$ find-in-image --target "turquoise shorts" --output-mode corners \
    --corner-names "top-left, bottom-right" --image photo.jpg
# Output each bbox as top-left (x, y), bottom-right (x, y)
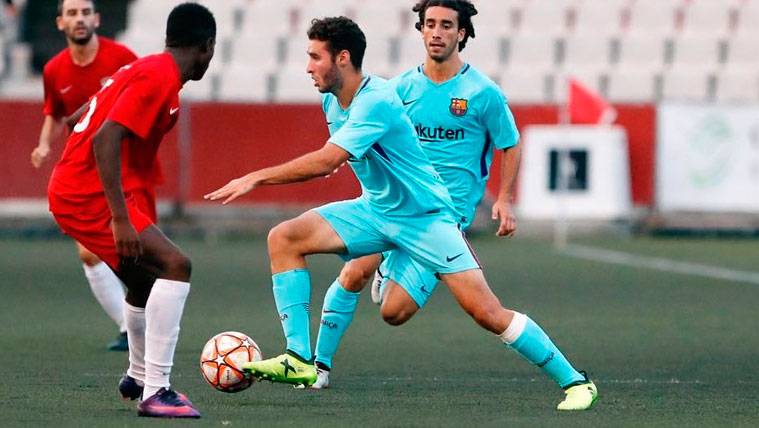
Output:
top-left (313, 198), bottom-right (480, 281)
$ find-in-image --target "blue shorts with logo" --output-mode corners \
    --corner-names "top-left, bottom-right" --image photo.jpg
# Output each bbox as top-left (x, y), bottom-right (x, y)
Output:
top-left (313, 197), bottom-right (480, 304)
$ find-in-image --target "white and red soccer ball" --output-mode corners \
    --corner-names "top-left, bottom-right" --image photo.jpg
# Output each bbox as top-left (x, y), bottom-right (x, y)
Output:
top-left (200, 331), bottom-right (262, 393)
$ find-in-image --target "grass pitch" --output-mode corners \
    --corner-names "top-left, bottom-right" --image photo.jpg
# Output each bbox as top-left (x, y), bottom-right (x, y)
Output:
top-left (1, 234), bottom-right (758, 427)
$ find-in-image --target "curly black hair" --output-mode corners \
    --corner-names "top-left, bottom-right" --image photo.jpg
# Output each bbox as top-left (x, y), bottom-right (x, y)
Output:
top-left (413, 0), bottom-right (478, 52)
top-left (307, 16), bottom-right (366, 70)
top-left (166, 3), bottom-right (216, 48)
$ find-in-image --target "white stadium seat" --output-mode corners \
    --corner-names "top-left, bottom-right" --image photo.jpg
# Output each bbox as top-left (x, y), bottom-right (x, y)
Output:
top-left (273, 69), bottom-right (321, 103)
top-left (499, 68), bottom-right (552, 103)
top-left (725, 34), bottom-right (759, 68)
top-left (561, 34), bottom-right (613, 74)
top-left (615, 34), bottom-right (667, 72)
top-left (229, 34), bottom-right (280, 72)
top-left (606, 68), bottom-right (658, 103)
top-left (714, 66), bottom-right (759, 103)
top-left (670, 34), bottom-right (722, 73)
top-left (505, 33), bottom-right (559, 73)
top-left (218, 64), bottom-right (271, 102)
top-left (626, 0), bottom-right (680, 36)
top-left (680, 0), bottom-right (733, 36)
top-left (571, 0), bottom-right (627, 36)
top-left (661, 67), bottom-right (712, 101)
top-left (517, 0), bottom-right (570, 35)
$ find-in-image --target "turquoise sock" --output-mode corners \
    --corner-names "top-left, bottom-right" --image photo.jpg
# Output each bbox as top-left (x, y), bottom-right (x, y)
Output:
top-left (315, 280), bottom-right (360, 369)
top-left (507, 317), bottom-right (584, 388)
top-left (272, 269), bottom-right (312, 361)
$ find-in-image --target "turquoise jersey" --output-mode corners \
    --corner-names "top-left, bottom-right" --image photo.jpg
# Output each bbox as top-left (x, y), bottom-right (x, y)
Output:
top-left (390, 64), bottom-right (519, 228)
top-left (323, 75), bottom-right (456, 217)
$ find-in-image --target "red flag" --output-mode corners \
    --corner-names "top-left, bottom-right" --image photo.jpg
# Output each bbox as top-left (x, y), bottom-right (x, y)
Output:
top-left (568, 78), bottom-right (616, 125)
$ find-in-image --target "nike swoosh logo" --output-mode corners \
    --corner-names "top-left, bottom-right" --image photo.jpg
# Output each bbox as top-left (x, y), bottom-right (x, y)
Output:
top-left (60, 85), bottom-right (73, 94)
top-left (327, 122), bottom-right (334, 125)
top-left (170, 107), bottom-right (179, 115)
top-left (402, 99), bottom-right (417, 106)
top-left (446, 253), bottom-right (464, 262)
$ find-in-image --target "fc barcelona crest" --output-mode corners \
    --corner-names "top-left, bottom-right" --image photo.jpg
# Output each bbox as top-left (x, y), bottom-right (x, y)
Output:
top-left (449, 98), bottom-right (468, 117)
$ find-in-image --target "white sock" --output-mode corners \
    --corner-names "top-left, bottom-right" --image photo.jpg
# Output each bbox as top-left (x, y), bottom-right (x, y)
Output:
top-left (143, 279), bottom-right (190, 398)
top-left (83, 262), bottom-right (127, 332)
top-left (124, 303), bottom-right (146, 384)
top-left (498, 311), bottom-right (528, 344)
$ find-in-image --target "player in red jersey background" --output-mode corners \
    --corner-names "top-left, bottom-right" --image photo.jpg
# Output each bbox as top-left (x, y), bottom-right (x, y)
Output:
top-left (30, 0), bottom-right (140, 352)
top-left (48, 2), bottom-right (215, 418)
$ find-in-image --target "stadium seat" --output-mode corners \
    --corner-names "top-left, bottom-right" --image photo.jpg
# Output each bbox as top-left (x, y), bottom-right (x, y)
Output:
top-left (734, 0), bottom-right (759, 36)
top-left (670, 34), bottom-right (722, 73)
top-left (459, 32), bottom-right (505, 77)
top-left (661, 67), bottom-right (712, 101)
top-left (615, 34), bottom-right (667, 72)
top-left (353, 4), bottom-right (406, 38)
top-left (516, 0), bottom-right (570, 35)
top-left (281, 36), bottom-right (311, 73)
top-left (499, 68), bottom-right (552, 103)
top-left (396, 34), bottom-right (428, 72)
top-left (626, 0), bottom-right (680, 36)
top-left (273, 69), bottom-right (321, 103)
top-left (239, 0), bottom-right (296, 37)
top-left (714, 66), bottom-right (759, 103)
top-left (471, 0), bottom-right (513, 36)
top-left (680, 0), bottom-right (733, 36)
top-left (606, 68), bottom-right (658, 102)
top-left (117, 28), bottom-right (165, 57)
top-left (294, 1), bottom-right (353, 34)
top-left (561, 34), bottom-right (613, 75)
top-left (571, 0), bottom-right (627, 36)
top-left (229, 34), bottom-right (280, 72)
top-left (505, 33), bottom-right (559, 74)
top-left (725, 34), bottom-right (759, 69)
top-left (361, 36), bottom-right (394, 78)
top-left (218, 64), bottom-right (270, 102)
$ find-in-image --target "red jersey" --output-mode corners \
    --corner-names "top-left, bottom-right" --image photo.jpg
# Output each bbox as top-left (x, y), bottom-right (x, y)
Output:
top-left (43, 36), bottom-right (137, 118)
top-left (48, 53), bottom-right (182, 213)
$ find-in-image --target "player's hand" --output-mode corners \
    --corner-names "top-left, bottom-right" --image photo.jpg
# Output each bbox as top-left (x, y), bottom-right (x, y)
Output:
top-left (492, 200), bottom-right (517, 237)
top-left (111, 218), bottom-right (143, 259)
top-left (31, 146), bottom-right (51, 168)
top-left (204, 173), bottom-right (260, 205)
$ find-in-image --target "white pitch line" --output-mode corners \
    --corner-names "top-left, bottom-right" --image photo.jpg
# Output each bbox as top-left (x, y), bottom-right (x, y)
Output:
top-left (562, 244), bottom-right (759, 286)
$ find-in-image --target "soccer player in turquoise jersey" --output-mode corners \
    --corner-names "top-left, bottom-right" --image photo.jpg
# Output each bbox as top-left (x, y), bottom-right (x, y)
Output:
top-left (205, 13), bottom-right (596, 411)
top-left (311, 0), bottom-right (597, 411)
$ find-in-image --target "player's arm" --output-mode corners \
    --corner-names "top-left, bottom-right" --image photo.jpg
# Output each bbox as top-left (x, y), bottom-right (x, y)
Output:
top-left (65, 101), bottom-right (90, 130)
top-left (204, 143), bottom-right (351, 205)
top-left (92, 120), bottom-right (142, 258)
top-left (31, 115), bottom-right (65, 168)
top-left (492, 143), bottom-right (521, 237)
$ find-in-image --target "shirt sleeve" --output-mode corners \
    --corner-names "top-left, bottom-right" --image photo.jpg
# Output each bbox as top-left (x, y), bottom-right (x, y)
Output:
top-left (481, 88), bottom-right (519, 150)
top-left (42, 65), bottom-right (63, 118)
top-left (107, 72), bottom-right (170, 139)
top-left (328, 91), bottom-right (391, 159)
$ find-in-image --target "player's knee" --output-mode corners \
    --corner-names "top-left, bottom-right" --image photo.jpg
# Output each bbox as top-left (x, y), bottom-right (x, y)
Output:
top-left (469, 304), bottom-right (506, 333)
top-left (267, 222), bottom-right (297, 257)
top-left (380, 304), bottom-right (415, 326)
top-left (162, 251), bottom-right (192, 280)
top-left (338, 264), bottom-right (373, 292)
top-left (78, 247), bottom-right (101, 266)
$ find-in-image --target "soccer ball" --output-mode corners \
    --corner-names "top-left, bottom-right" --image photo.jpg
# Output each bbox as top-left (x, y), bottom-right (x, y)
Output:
top-left (200, 331), bottom-right (262, 393)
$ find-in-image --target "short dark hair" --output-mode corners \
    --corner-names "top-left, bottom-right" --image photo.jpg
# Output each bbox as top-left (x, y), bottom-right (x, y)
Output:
top-left (307, 16), bottom-right (366, 70)
top-left (57, 0), bottom-right (96, 17)
top-left (166, 2), bottom-right (216, 48)
top-left (413, 0), bottom-right (478, 51)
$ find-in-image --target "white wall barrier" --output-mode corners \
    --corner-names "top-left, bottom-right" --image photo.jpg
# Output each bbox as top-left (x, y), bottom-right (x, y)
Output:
top-left (657, 104), bottom-right (759, 212)
top-left (518, 125), bottom-right (631, 220)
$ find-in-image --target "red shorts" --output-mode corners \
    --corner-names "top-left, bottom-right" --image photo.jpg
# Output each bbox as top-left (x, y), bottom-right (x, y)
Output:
top-left (50, 188), bottom-right (157, 271)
